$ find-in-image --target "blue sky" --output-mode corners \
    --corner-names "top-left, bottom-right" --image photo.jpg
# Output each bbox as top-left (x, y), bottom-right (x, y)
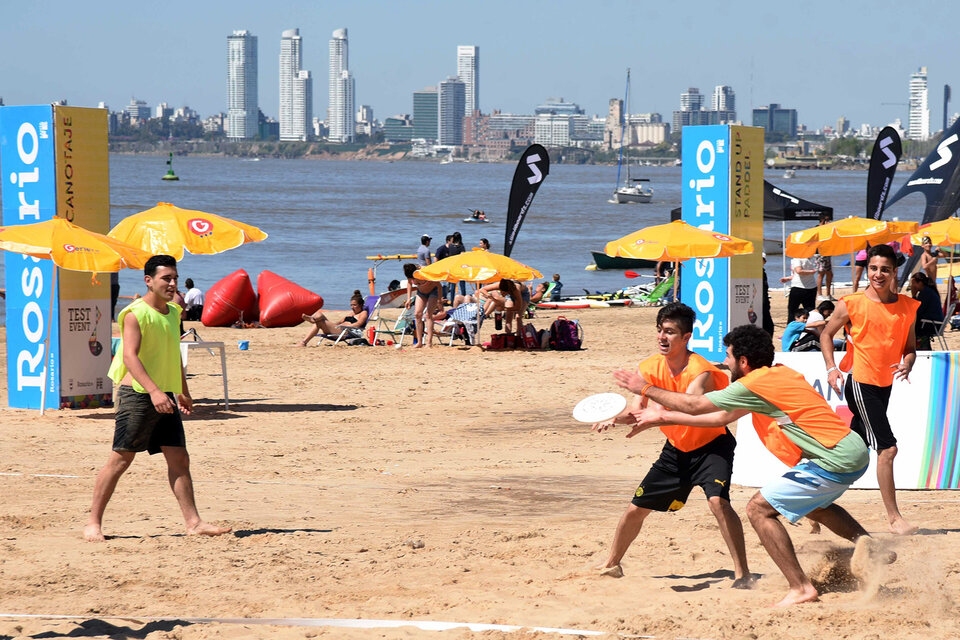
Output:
top-left (2, 0), bottom-right (959, 130)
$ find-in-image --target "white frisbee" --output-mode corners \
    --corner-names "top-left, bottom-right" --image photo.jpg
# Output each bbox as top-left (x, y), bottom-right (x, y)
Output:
top-left (572, 393), bottom-right (628, 423)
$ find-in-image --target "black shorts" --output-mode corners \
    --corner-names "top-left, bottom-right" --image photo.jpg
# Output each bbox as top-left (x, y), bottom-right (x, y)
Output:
top-left (845, 377), bottom-right (895, 451)
top-left (113, 386), bottom-right (186, 455)
top-left (631, 431), bottom-right (735, 511)
top-left (855, 259), bottom-right (868, 268)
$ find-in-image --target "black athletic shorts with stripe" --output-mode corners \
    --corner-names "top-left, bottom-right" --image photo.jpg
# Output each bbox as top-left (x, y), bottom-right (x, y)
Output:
top-left (631, 430), bottom-right (735, 512)
top-left (845, 376), bottom-right (895, 451)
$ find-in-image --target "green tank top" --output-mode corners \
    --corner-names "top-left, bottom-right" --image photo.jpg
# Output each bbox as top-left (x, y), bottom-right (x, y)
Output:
top-left (108, 298), bottom-right (183, 394)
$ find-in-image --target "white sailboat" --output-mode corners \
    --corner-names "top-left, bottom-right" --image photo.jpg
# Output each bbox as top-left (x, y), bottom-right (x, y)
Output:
top-left (611, 68), bottom-right (653, 204)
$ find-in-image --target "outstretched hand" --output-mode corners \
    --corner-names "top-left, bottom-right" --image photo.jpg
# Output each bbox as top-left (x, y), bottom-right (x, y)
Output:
top-left (625, 406), bottom-right (666, 438)
top-left (892, 362), bottom-right (912, 383)
top-left (613, 370), bottom-right (649, 395)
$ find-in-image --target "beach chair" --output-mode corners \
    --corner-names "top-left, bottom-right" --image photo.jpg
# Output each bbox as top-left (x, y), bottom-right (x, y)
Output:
top-left (632, 276), bottom-right (675, 306)
top-left (922, 297), bottom-right (956, 350)
top-left (317, 295), bottom-right (379, 346)
top-left (440, 302), bottom-right (482, 346)
top-left (374, 304), bottom-right (416, 347)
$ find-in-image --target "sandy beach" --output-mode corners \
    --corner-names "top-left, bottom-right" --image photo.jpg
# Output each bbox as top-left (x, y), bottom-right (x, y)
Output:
top-left (1, 291), bottom-right (959, 640)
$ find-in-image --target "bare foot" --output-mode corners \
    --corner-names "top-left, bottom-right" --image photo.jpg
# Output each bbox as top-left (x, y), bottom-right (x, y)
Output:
top-left (83, 523), bottom-right (106, 542)
top-left (809, 519), bottom-right (822, 534)
top-left (596, 564), bottom-right (624, 578)
top-left (773, 584), bottom-right (819, 607)
top-left (732, 575), bottom-right (756, 589)
top-left (889, 518), bottom-right (918, 535)
top-left (187, 521), bottom-right (232, 537)
top-left (294, 341), bottom-right (308, 347)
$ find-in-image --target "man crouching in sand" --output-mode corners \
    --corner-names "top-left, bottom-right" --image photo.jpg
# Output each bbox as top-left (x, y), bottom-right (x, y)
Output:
top-left (617, 324), bottom-right (894, 607)
top-left (84, 255), bottom-right (231, 542)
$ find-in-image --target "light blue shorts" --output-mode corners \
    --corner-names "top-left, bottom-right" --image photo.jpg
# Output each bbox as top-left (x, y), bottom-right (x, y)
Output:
top-left (760, 461), bottom-right (867, 523)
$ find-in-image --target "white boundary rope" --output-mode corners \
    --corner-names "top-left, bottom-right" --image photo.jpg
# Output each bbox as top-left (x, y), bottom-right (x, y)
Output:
top-left (0, 613), bottom-right (632, 637)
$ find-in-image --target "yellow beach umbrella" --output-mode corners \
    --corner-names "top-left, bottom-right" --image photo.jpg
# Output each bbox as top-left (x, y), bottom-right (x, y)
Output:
top-left (414, 248), bottom-right (542, 283)
top-left (605, 220), bottom-right (754, 300)
top-left (912, 217), bottom-right (960, 308)
top-left (109, 202), bottom-right (268, 260)
top-left (785, 216), bottom-right (917, 258)
top-left (0, 217), bottom-right (152, 272)
top-left (911, 217), bottom-right (960, 246)
top-left (786, 216), bottom-right (919, 292)
top-left (0, 217), bottom-right (152, 415)
top-left (604, 220), bottom-right (754, 261)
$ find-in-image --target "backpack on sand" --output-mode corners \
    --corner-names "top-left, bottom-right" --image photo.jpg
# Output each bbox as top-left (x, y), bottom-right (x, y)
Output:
top-left (549, 316), bottom-right (583, 350)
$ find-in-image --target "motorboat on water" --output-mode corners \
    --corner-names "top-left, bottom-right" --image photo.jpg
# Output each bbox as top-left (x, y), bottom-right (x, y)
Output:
top-left (463, 217), bottom-right (491, 224)
top-left (783, 169), bottom-right (796, 179)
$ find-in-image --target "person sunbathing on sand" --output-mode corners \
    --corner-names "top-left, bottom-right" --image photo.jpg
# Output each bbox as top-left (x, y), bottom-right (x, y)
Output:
top-left (298, 291), bottom-right (368, 347)
top-left (620, 324), bottom-right (895, 607)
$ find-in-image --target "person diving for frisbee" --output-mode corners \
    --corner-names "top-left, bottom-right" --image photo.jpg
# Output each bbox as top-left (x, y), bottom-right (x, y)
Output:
top-left (589, 302), bottom-right (753, 588)
top-left (619, 324), bottom-right (894, 607)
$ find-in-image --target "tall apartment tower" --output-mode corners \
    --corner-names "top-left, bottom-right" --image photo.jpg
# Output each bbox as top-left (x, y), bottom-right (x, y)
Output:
top-left (680, 88), bottom-right (703, 112)
top-left (279, 28), bottom-right (311, 141)
top-left (909, 66), bottom-right (930, 141)
top-left (227, 30), bottom-right (258, 140)
top-left (328, 28), bottom-right (355, 143)
top-left (457, 45), bottom-right (479, 114)
top-left (412, 87), bottom-right (438, 142)
top-left (438, 76), bottom-right (466, 145)
top-left (712, 85), bottom-right (735, 113)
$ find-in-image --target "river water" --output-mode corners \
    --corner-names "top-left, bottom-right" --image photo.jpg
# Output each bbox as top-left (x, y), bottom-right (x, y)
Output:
top-left (1, 154), bottom-right (927, 317)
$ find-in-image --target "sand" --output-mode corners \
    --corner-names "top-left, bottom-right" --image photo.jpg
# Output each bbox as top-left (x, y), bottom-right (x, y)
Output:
top-left (1, 291), bottom-right (959, 640)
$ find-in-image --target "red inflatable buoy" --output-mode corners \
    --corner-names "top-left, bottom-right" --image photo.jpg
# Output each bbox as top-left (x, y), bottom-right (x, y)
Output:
top-left (201, 269), bottom-right (259, 327)
top-left (257, 270), bottom-right (324, 328)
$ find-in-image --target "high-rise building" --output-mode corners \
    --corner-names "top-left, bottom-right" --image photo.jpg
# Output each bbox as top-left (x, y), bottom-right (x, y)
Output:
top-left (836, 116), bottom-right (849, 137)
top-left (125, 98), bottom-right (151, 122)
top-left (328, 28), bottom-right (355, 143)
top-left (412, 87), bottom-right (438, 142)
top-left (909, 66), bottom-right (930, 141)
top-left (752, 103), bottom-right (797, 137)
top-left (680, 88), bottom-right (704, 112)
top-left (279, 29), bottom-right (311, 141)
top-left (711, 85), bottom-right (734, 112)
top-left (227, 30), bottom-right (258, 140)
top-left (457, 45), bottom-right (479, 114)
top-left (711, 85), bottom-right (736, 122)
top-left (438, 76), bottom-right (466, 145)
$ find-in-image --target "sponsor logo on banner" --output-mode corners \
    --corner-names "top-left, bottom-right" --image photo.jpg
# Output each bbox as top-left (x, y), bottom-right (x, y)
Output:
top-left (681, 126), bottom-right (729, 359)
top-left (0, 105), bottom-right (59, 409)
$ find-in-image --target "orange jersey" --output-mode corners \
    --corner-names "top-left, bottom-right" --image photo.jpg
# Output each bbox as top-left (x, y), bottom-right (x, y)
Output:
top-left (638, 353), bottom-right (729, 452)
top-left (840, 292), bottom-right (919, 386)
top-left (739, 365), bottom-right (851, 466)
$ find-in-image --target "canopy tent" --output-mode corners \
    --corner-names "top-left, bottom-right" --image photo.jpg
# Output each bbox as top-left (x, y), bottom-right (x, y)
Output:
top-left (671, 180), bottom-right (834, 273)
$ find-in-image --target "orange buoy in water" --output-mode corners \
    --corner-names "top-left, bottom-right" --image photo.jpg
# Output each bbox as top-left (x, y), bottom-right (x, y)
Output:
top-left (368, 267), bottom-right (375, 295)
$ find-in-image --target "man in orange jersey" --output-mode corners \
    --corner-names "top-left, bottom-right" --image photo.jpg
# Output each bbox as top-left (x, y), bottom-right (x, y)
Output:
top-left (820, 243), bottom-right (920, 535)
top-left (618, 324), bottom-right (892, 607)
top-left (592, 303), bottom-right (752, 588)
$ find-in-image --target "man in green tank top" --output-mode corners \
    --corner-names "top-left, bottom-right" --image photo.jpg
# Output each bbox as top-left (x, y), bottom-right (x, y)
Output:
top-left (84, 255), bottom-right (231, 542)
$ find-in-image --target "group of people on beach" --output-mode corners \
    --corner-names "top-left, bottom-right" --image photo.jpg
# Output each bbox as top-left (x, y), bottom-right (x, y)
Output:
top-left (84, 243), bottom-right (929, 610)
top-left (592, 244), bottom-right (918, 607)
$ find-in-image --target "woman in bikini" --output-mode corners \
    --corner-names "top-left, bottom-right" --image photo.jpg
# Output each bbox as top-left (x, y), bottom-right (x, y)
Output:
top-left (297, 291), bottom-right (368, 347)
top-left (403, 263), bottom-right (442, 348)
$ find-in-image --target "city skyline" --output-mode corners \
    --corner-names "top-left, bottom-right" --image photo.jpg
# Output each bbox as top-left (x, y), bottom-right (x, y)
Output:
top-left (3, 0), bottom-right (960, 132)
